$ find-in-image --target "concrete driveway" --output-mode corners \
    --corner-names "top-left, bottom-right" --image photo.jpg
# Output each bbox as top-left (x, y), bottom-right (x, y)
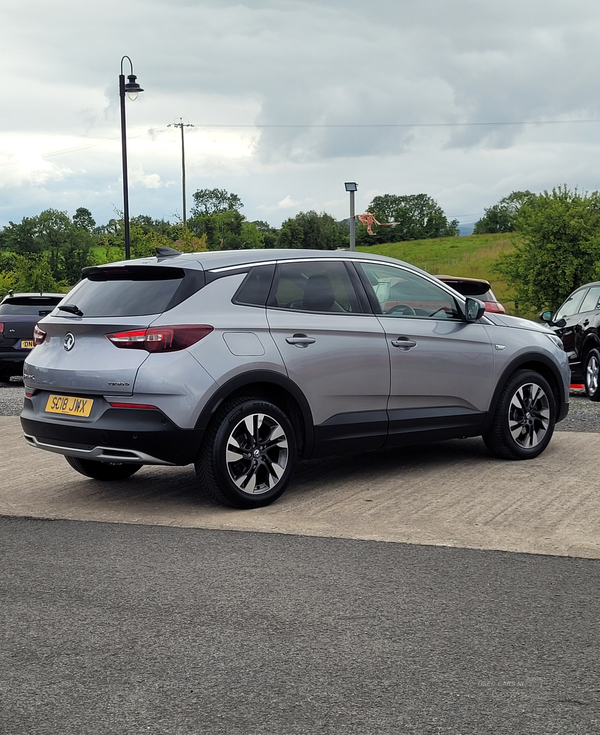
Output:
top-left (3, 416), bottom-right (599, 559)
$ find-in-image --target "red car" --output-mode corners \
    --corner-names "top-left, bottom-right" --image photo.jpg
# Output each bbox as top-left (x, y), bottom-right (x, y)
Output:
top-left (435, 276), bottom-right (506, 314)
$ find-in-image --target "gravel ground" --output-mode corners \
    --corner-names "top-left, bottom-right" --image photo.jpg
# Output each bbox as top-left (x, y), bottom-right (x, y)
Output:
top-left (1, 378), bottom-right (598, 432)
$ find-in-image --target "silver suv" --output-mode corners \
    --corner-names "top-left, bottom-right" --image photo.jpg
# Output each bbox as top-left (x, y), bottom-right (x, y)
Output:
top-left (21, 248), bottom-right (569, 508)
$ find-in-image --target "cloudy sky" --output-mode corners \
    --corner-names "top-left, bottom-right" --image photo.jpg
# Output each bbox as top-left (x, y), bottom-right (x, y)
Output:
top-left (3, 0), bottom-right (600, 233)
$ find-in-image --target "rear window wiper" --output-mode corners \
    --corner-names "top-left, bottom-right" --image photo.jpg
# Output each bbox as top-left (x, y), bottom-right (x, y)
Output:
top-left (58, 303), bottom-right (84, 317)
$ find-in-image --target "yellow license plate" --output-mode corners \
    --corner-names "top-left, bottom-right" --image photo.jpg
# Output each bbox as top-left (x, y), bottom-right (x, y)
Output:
top-left (20, 340), bottom-right (34, 349)
top-left (45, 394), bottom-right (94, 417)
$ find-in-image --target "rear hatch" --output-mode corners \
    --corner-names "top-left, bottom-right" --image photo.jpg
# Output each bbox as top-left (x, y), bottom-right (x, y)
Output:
top-left (24, 263), bottom-right (205, 396)
top-left (0, 296), bottom-right (63, 344)
top-left (1, 316), bottom-right (41, 343)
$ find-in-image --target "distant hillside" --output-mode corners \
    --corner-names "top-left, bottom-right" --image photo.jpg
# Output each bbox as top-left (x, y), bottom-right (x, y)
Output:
top-left (357, 232), bottom-right (521, 315)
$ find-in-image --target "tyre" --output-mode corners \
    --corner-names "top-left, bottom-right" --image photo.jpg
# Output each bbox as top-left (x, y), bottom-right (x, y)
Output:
top-left (65, 456), bottom-right (142, 481)
top-left (584, 348), bottom-right (600, 401)
top-left (483, 369), bottom-right (556, 460)
top-left (196, 396), bottom-right (297, 509)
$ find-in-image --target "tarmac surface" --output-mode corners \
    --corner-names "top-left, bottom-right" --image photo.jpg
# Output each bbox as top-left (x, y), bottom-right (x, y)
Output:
top-left (3, 411), bottom-right (599, 559)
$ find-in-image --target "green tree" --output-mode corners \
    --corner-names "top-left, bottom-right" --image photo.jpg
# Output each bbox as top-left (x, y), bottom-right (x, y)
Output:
top-left (190, 188), bottom-right (244, 217)
top-left (0, 252), bottom-right (62, 294)
top-left (1, 216), bottom-right (44, 255)
top-left (251, 220), bottom-right (278, 249)
top-left (359, 194), bottom-right (459, 244)
top-left (496, 186), bottom-right (600, 312)
top-left (473, 191), bottom-right (534, 234)
top-left (277, 211), bottom-right (348, 250)
top-left (72, 207), bottom-right (96, 233)
top-left (277, 219), bottom-right (304, 249)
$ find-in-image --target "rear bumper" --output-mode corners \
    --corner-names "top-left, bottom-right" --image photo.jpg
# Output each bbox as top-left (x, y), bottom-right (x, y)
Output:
top-left (20, 404), bottom-right (204, 466)
top-left (0, 347), bottom-right (27, 374)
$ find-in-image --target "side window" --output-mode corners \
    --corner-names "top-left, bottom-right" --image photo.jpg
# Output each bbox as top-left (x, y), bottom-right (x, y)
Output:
top-left (358, 262), bottom-right (460, 319)
top-left (233, 264), bottom-right (275, 306)
top-left (268, 261), bottom-right (362, 313)
top-left (555, 289), bottom-right (587, 321)
top-left (578, 286), bottom-right (600, 313)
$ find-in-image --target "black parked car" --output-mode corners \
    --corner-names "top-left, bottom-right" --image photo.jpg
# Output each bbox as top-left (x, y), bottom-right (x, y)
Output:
top-left (0, 292), bottom-right (64, 382)
top-left (541, 282), bottom-right (600, 400)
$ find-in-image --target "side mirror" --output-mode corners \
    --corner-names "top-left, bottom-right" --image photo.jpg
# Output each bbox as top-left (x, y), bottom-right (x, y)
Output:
top-left (540, 311), bottom-right (553, 323)
top-left (465, 297), bottom-right (485, 322)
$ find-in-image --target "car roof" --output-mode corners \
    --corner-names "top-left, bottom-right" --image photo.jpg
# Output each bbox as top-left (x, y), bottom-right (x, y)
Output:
top-left (88, 248), bottom-right (428, 274)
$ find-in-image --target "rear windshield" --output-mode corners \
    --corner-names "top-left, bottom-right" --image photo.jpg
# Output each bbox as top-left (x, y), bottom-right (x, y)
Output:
top-left (63, 265), bottom-right (205, 317)
top-left (0, 297), bottom-right (63, 315)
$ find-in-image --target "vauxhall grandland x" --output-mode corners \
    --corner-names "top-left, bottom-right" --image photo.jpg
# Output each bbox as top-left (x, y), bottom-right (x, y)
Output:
top-left (20, 248), bottom-right (569, 508)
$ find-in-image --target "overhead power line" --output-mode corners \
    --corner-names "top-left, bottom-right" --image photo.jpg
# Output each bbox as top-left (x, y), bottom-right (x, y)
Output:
top-left (1, 117), bottom-right (599, 168)
top-left (192, 118), bottom-right (600, 129)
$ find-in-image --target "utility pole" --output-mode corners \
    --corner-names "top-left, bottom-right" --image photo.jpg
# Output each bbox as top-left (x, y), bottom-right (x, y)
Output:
top-left (168, 118), bottom-right (194, 225)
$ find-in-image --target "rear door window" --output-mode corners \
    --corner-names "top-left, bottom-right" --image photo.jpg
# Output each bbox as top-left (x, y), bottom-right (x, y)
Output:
top-left (268, 260), bottom-right (364, 313)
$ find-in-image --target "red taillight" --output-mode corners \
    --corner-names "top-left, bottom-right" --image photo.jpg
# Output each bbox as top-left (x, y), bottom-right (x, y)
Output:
top-left (33, 325), bottom-right (47, 346)
top-left (0, 322), bottom-right (3, 335)
top-left (106, 325), bottom-right (213, 352)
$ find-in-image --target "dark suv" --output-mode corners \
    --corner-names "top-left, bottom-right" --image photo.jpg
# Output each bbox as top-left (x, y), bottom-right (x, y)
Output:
top-left (541, 282), bottom-right (600, 400)
top-left (0, 292), bottom-right (65, 382)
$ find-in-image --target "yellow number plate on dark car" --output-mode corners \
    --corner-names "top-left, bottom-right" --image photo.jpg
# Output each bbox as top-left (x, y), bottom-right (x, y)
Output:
top-left (20, 340), bottom-right (34, 349)
top-left (45, 395), bottom-right (93, 417)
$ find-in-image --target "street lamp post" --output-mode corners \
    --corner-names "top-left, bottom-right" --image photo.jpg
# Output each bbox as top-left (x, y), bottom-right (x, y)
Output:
top-left (119, 56), bottom-right (144, 259)
top-left (168, 118), bottom-right (194, 226)
top-left (345, 182), bottom-right (358, 251)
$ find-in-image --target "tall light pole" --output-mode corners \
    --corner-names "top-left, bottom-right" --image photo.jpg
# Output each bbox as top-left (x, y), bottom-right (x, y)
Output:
top-left (119, 56), bottom-right (144, 259)
top-left (345, 182), bottom-right (358, 251)
top-left (168, 118), bottom-right (194, 226)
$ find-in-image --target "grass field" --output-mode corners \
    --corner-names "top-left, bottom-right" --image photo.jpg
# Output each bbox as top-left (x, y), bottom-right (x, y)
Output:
top-left (356, 232), bottom-right (523, 315)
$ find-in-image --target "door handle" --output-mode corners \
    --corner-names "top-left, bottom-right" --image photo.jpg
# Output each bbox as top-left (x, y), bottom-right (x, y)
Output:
top-left (391, 337), bottom-right (417, 350)
top-left (286, 333), bottom-right (316, 348)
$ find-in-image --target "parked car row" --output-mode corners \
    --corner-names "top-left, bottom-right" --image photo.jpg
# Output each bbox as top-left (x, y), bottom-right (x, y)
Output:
top-left (20, 248), bottom-right (569, 508)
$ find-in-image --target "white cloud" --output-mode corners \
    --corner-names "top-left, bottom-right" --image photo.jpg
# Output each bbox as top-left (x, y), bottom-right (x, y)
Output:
top-left (2, 0), bottom-right (600, 229)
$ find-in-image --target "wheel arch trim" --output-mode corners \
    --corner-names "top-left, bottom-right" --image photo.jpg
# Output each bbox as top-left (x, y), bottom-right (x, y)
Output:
top-left (194, 370), bottom-right (315, 457)
top-left (483, 353), bottom-right (568, 433)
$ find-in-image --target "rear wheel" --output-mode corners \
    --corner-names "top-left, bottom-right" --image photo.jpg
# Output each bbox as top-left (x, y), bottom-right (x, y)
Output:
top-left (196, 396), bottom-right (296, 508)
top-left (65, 456), bottom-right (142, 481)
top-left (584, 348), bottom-right (600, 401)
top-left (483, 370), bottom-right (556, 460)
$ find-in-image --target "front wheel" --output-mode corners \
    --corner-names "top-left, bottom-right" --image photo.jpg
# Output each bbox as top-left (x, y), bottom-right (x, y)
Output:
top-left (196, 397), bottom-right (297, 508)
top-left (65, 456), bottom-right (142, 481)
top-left (483, 370), bottom-right (556, 460)
top-left (584, 348), bottom-right (600, 401)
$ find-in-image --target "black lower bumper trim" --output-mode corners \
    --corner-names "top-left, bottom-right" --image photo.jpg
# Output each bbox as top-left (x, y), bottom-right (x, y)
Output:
top-left (20, 408), bottom-right (204, 466)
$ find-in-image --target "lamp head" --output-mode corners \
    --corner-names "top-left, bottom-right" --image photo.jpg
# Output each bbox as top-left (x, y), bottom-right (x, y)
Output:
top-left (344, 182), bottom-right (358, 192)
top-left (124, 74), bottom-right (144, 101)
